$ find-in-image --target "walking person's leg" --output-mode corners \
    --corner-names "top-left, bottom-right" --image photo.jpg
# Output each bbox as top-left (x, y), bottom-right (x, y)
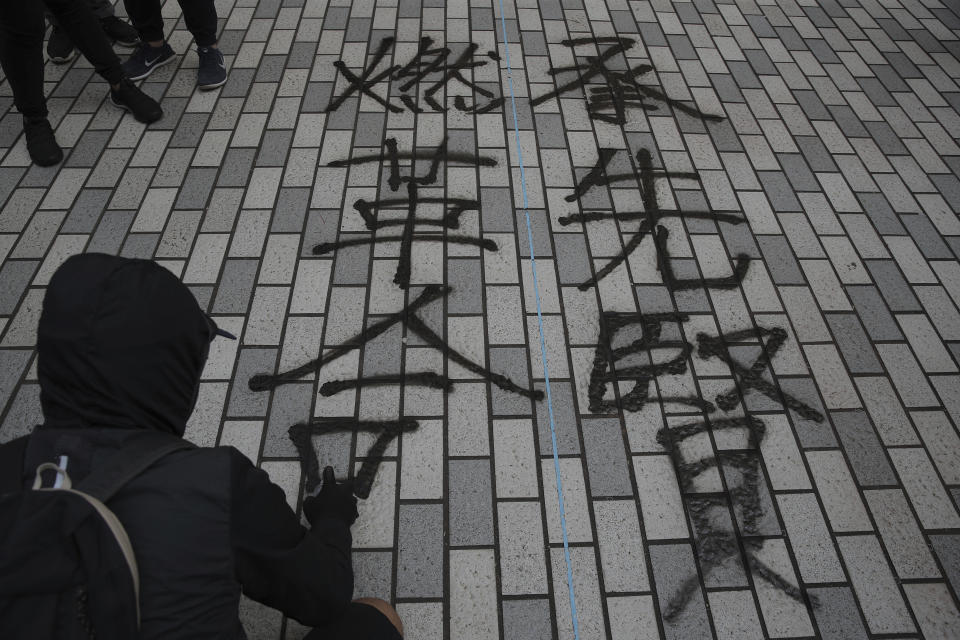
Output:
top-left (0, 0), bottom-right (64, 165)
top-left (120, 0), bottom-right (175, 80)
top-left (46, 0), bottom-right (138, 64)
top-left (176, 0), bottom-right (227, 90)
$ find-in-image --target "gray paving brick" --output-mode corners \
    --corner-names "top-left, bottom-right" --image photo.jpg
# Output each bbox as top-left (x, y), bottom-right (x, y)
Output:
top-left (502, 599), bottom-right (552, 640)
top-left (489, 347), bottom-right (533, 416)
top-left (0, 350), bottom-right (32, 420)
top-left (120, 233), bottom-right (159, 259)
top-left (0, 261), bottom-right (39, 315)
top-left (807, 586), bottom-right (870, 640)
top-left (447, 259), bottom-right (482, 315)
top-left (0, 382), bottom-right (42, 441)
top-left (448, 458), bottom-right (494, 546)
top-left (396, 503), bottom-right (443, 598)
top-left (352, 550), bottom-right (393, 601)
top-left (758, 236), bottom-right (805, 285)
top-left (226, 348), bottom-right (277, 418)
top-left (86, 211), bottom-right (135, 255)
top-left (648, 544), bottom-right (712, 640)
top-left (581, 418), bottom-right (632, 497)
top-left (831, 410), bottom-right (897, 486)
top-left (263, 383), bottom-right (314, 457)
top-left (847, 285), bottom-right (905, 341)
top-left (330, 238), bottom-right (370, 285)
top-left (535, 380), bottom-right (580, 455)
top-left (212, 259), bottom-right (260, 315)
top-left (864, 260), bottom-right (922, 312)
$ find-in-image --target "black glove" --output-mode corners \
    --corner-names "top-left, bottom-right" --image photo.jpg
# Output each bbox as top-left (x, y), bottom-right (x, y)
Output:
top-left (303, 466), bottom-right (359, 527)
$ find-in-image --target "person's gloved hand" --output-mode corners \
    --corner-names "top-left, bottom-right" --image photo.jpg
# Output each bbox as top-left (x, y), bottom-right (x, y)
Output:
top-left (303, 466), bottom-right (359, 527)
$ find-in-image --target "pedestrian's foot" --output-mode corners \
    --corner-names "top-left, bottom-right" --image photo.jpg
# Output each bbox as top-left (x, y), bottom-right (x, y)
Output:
top-left (47, 27), bottom-right (76, 64)
top-left (101, 16), bottom-right (139, 47)
top-left (196, 46), bottom-right (227, 90)
top-left (110, 78), bottom-right (163, 123)
top-left (23, 117), bottom-right (63, 166)
top-left (122, 42), bottom-right (175, 81)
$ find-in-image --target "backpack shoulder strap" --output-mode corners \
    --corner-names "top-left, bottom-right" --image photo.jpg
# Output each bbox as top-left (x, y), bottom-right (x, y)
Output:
top-left (0, 435), bottom-right (29, 494)
top-left (77, 432), bottom-right (196, 503)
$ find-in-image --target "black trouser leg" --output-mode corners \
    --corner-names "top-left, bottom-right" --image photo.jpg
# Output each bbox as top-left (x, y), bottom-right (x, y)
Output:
top-left (0, 0), bottom-right (48, 119)
top-left (46, 0), bottom-right (114, 28)
top-left (122, 0), bottom-right (165, 44)
top-left (176, 0), bottom-right (218, 47)
top-left (44, 0), bottom-right (124, 84)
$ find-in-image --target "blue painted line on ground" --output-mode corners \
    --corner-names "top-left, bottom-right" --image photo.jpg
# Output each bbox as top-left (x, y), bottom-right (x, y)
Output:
top-left (493, 3), bottom-right (581, 638)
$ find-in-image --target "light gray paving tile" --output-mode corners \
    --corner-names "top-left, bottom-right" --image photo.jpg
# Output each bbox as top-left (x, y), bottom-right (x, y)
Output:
top-left (838, 535), bottom-right (916, 635)
top-left (751, 539), bottom-right (814, 637)
top-left (497, 501), bottom-right (548, 595)
top-left (806, 449), bottom-right (872, 532)
top-left (450, 549), bottom-right (499, 640)
top-left (912, 410), bottom-right (960, 485)
top-left (542, 457), bottom-right (592, 544)
top-left (866, 489), bottom-right (940, 580)
top-left (903, 582), bottom-right (960, 640)
top-left (777, 492), bottom-right (845, 584)
top-left (877, 342), bottom-right (939, 407)
top-left (594, 499), bottom-right (649, 593)
top-left (550, 546), bottom-right (605, 640)
top-left (889, 448), bottom-right (960, 530)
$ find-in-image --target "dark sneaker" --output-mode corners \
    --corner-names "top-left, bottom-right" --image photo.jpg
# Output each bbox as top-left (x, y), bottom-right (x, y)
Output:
top-left (110, 78), bottom-right (163, 123)
top-left (122, 42), bottom-right (175, 81)
top-left (47, 27), bottom-right (76, 64)
top-left (23, 117), bottom-right (63, 166)
top-left (101, 16), bottom-right (139, 47)
top-left (196, 46), bottom-right (227, 90)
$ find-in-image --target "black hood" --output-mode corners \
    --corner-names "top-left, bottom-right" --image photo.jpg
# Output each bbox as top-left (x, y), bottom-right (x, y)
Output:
top-left (37, 253), bottom-right (213, 436)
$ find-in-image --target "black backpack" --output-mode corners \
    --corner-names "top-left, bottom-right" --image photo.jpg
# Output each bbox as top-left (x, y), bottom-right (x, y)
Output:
top-left (0, 432), bottom-right (193, 639)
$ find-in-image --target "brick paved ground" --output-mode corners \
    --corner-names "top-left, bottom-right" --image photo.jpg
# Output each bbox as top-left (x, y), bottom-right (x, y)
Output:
top-left (2, 0), bottom-right (960, 638)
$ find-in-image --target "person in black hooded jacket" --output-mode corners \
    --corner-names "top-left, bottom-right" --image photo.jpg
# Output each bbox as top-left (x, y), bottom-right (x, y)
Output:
top-left (0, 253), bottom-right (403, 639)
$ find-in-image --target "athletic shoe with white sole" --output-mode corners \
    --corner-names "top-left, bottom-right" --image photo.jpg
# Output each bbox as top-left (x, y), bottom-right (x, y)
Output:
top-left (196, 46), bottom-right (227, 90)
top-left (122, 42), bottom-right (175, 81)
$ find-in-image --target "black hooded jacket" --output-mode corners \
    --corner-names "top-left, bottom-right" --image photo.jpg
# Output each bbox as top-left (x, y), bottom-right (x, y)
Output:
top-left (1, 254), bottom-right (353, 638)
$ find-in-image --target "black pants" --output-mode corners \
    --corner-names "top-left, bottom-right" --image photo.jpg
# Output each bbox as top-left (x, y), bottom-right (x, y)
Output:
top-left (123, 0), bottom-right (217, 48)
top-left (0, 0), bottom-right (124, 119)
top-left (46, 0), bottom-right (114, 28)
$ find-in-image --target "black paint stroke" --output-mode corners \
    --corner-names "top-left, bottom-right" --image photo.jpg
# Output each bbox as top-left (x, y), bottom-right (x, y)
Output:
top-left (696, 327), bottom-right (825, 422)
top-left (562, 147), bottom-right (750, 292)
top-left (530, 37), bottom-right (724, 124)
top-left (325, 37), bottom-right (504, 114)
top-left (289, 419), bottom-right (418, 499)
top-left (250, 284), bottom-right (543, 401)
top-left (320, 372), bottom-right (453, 397)
top-left (324, 138), bottom-right (497, 289)
top-left (326, 37), bottom-right (403, 113)
top-left (588, 312), bottom-right (713, 414)
top-left (656, 416), bottom-right (820, 620)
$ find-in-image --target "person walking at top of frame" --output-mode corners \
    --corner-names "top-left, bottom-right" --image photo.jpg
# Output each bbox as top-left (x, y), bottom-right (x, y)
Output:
top-left (45, 0), bottom-right (141, 64)
top-left (0, 0), bottom-right (163, 167)
top-left (121, 0), bottom-right (227, 90)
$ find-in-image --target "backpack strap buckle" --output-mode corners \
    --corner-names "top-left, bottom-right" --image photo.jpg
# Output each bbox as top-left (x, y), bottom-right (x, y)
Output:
top-left (32, 462), bottom-right (72, 491)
